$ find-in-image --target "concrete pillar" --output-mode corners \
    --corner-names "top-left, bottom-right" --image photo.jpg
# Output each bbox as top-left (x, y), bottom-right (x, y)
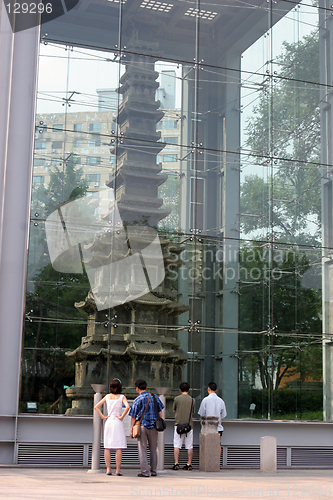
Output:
top-left (0, 2), bottom-right (39, 464)
top-left (156, 387), bottom-right (168, 473)
top-left (260, 436), bottom-right (277, 473)
top-left (88, 384), bottom-right (106, 473)
top-left (319, 0), bottom-right (333, 421)
top-left (199, 416), bottom-right (220, 472)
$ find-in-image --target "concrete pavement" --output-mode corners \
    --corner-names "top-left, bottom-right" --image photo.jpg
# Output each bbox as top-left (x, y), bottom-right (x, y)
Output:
top-left (0, 467), bottom-right (332, 499)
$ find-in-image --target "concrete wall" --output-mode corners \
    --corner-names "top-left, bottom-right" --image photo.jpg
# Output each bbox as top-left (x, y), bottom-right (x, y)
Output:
top-left (2, 415), bottom-right (333, 467)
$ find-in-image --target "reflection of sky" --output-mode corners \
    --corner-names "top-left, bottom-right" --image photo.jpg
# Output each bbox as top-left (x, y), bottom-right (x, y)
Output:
top-left (37, 44), bottom-right (182, 114)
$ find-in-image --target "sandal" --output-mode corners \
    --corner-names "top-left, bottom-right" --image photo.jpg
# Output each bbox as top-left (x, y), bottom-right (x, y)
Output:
top-left (116, 472), bottom-right (123, 476)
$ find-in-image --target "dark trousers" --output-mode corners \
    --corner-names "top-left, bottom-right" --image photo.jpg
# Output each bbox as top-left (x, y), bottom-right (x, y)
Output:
top-left (137, 425), bottom-right (158, 476)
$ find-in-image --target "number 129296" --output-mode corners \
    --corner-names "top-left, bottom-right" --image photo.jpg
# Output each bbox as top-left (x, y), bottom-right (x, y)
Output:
top-left (6, 3), bottom-right (52, 13)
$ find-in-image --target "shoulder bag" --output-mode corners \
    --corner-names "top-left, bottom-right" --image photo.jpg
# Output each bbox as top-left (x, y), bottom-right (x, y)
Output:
top-left (176, 397), bottom-right (194, 435)
top-left (132, 393), bottom-right (151, 438)
top-left (153, 394), bottom-right (166, 432)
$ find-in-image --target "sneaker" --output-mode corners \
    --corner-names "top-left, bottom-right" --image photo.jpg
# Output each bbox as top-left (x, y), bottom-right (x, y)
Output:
top-left (172, 464), bottom-right (180, 470)
top-left (182, 464), bottom-right (192, 470)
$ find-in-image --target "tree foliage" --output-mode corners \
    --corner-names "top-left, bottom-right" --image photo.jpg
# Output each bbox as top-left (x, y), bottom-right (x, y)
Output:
top-left (242, 30), bottom-right (321, 240)
top-left (22, 157), bottom-right (90, 409)
top-left (239, 30), bottom-right (322, 400)
top-left (239, 244), bottom-right (322, 391)
top-left (33, 154), bottom-right (88, 218)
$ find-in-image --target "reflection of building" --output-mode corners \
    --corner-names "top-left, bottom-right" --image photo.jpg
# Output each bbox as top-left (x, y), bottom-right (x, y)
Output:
top-left (278, 369), bottom-right (322, 391)
top-left (157, 109), bottom-right (181, 173)
top-left (96, 88), bottom-right (119, 112)
top-left (34, 110), bottom-right (117, 190)
top-left (33, 106), bottom-right (181, 190)
top-left (156, 70), bottom-right (176, 109)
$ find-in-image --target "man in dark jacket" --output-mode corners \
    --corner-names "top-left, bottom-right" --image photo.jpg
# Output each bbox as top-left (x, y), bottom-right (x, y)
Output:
top-left (172, 382), bottom-right (194, 471)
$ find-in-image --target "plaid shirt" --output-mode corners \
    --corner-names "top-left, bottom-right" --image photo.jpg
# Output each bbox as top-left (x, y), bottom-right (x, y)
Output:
top-left (129, 391), bottom-right (164, 429)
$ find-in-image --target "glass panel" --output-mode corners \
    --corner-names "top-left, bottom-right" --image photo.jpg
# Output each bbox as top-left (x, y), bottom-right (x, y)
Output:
top-left (22, 0), bottom-right (325, 422)
top-left (25, 36), bottom-right (194, 415)
top-left (121, 0), bottom-right (197, 64)
top-left (24, 41), bottom-right (123, 414)
top-left (272, 1), bottom-right (319, 87)
top-left (158, 148), bottom-right (181, 233)
top-left (240, 162), bottom-right (271, 241)
top-left (40, 0), bottom-right (121, 52)
top-left (269, 2), bottom-right (321, 419)
top-left (236, 0), bottom-right (323, 420)
top-left (42, 0), bottom-right (198, 65)
top-left (270, 157), bottom-right (321, 246)
top-left (20, 350), bottom-right (78, 414)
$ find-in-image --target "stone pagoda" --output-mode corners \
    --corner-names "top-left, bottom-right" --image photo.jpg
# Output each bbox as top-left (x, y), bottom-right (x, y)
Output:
top-left (65, 39), bottom-right (188, 416)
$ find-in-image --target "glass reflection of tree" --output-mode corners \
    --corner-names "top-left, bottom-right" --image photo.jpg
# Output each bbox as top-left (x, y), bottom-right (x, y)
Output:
top-left (239, 30), bottom-right (322, 418)
top-left (23, 156), bottom-right (90, 413)
top-left (238, 245), bottom-right (322, 419)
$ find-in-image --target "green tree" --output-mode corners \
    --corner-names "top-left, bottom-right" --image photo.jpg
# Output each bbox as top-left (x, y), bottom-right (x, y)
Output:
top-left (32, 154), bottom-right (88, 218)
top-left (22, 155), bottom-right (90, 410)
top-left (29, 155), bottom-right (88, 275)
top-left (238, 30), bottom-right (323, 415)
top-left (242, 30), bottom-right (321, 241)
top-left (239, 244), bottom-right (322, 392)
top-left (23, 264), bottom-right (90, 408)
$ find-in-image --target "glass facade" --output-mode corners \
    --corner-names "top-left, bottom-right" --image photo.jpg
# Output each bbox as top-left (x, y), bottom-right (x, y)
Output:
top-left (21, 0), bottom-right (327, 421)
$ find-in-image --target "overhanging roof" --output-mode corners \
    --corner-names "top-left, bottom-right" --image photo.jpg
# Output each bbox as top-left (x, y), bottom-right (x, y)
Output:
top-left (42, 0), bottom-right (301, 65)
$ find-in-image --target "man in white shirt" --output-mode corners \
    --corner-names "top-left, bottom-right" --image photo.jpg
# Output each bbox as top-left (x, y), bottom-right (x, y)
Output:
top-left (198, 382), bottom-right (227, 455)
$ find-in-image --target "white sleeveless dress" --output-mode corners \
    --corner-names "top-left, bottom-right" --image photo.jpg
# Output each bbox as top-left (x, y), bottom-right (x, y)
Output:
top-left (104, 395), bottom-right (127, 449)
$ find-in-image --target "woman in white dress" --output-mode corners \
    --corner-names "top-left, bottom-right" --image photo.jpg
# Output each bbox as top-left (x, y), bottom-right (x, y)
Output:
top-left (94, 379), bottom-right (130, 476)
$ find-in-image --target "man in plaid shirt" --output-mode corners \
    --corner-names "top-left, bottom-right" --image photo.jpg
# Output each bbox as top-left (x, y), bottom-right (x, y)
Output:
top-left (129, 379), bottom-right (164, 477)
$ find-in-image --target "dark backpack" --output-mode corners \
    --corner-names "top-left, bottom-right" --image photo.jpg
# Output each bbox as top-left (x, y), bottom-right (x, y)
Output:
top-left (153, 394), bottom-right (166, 432)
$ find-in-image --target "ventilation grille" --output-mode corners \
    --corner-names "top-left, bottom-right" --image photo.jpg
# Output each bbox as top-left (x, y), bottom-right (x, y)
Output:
top-left (227, 447), bottom-right (260, 468)
top-left (88, 443), bottom-right (142, 468)
top-left (291, 448), bottom-right (333, 468)
top-left (88, 443), bottom-right (203, 468)
top-left (277, 447), bottom-right (287, 468)
top-left (18, 444), bottom-right (332, 469)
top-left (17, 444), bottom-right (84, 466)
top-left (226, 447), bottom-right (287, 469)
top-left (164, 444), bottom-right (203, 468)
